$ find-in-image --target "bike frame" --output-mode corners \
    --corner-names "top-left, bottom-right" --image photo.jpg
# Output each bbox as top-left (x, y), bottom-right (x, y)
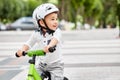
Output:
top-left (20, 49), bottom-right (68, 80)
top-left (27, 56), bottom-right (42, 80)
top-left (25, 50), bottom-right (45, 80)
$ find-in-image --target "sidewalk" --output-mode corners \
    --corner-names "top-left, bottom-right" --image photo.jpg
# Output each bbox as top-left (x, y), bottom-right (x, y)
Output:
top-left (0, 29), bottom-right (120, 80)
top-left (0, 29), bottom-right (119, 42)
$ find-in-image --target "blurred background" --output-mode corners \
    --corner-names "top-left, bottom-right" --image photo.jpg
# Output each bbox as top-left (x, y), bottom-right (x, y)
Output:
top-left (0, 0), bottom-right (120, 33)
top-left (0, 0), bottom-right (120, 80)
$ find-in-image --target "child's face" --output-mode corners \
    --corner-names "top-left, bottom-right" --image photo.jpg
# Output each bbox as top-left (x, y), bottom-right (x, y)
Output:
top-left (45, 12), bottom-right (58, 31)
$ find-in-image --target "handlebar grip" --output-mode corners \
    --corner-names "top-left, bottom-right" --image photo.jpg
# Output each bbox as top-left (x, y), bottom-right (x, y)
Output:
top-left (48, 47), bottom-right (56, 53)
top-left (22, 51), bottom-right (27, 56)
top-left (15, 53), bottom-right (20, 57)
top-left (15, 51), bottom-right (27, 57)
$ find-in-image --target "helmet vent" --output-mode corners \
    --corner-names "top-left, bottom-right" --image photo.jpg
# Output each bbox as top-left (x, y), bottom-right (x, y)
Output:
top-left (47, 7), bottom-right (51, 10)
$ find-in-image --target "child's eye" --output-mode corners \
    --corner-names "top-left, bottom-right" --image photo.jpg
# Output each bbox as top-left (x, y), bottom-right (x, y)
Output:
top-left (51, 18), bottom-right (58, 21)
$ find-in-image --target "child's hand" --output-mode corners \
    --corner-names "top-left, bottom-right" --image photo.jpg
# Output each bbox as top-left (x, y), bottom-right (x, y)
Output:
top-left (43, 46), bottom-right (49, 53)
top-left (15, 45), bottom-right (29, 57)
top-left (44, 46), bottom-right (56, 53)
top-left (16, 49), bottom-right (23, 57)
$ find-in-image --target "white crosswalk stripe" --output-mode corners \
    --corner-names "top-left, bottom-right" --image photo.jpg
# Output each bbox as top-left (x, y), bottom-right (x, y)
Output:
top-left (63, 39), bottom-right (120, 80)
top-left (8, 39), bottom-right (120, 80)
top-left (0, 30), bottom-right (120, 80)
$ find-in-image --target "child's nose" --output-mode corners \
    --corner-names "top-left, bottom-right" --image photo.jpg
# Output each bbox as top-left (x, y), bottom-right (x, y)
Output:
top-left (54, 20), bottom-right (58, 24)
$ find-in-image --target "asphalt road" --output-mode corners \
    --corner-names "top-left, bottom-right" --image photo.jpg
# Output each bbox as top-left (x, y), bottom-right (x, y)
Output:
top-left (0, 29), bottom-right (120, 80)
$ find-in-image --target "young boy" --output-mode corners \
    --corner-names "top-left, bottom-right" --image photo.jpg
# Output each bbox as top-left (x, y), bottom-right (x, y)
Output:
top-left (16, 3), bottom-right (64, 80)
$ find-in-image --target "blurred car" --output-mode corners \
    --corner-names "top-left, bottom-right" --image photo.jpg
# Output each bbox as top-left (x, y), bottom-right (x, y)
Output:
top-left (7, 17), bottom-right (36, 30)
top-left (0, 22), bottom-right (6, 31)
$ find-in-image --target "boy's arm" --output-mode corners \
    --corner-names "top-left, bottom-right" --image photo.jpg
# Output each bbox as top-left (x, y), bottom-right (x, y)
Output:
top-left (16, 44), bottom-right (29, 57)
top-left (16, 32), bottom-right (37, 57)
top-left (44, 29), bottom-right (61, 53)
top-left (44, 38), bottom-right (58, 53)
top-left (48, 38), bottom-right (58, 47)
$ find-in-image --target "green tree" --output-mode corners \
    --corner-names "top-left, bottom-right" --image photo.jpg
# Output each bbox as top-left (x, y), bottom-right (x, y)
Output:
top-left (117, 0), bottom-right (120, 37)
top-left (0, 0), bottom-right (43, 23)
top-left (83, 0), bottom-right (103, 27)
top-left (58, 0), bottom-right (103, 29)
top-left (0, 0), bottom-right (118, 30)
top-left (25, 0), bottom-right (43, 16)
top-left (0, 0), bottom-right (27, 23)
top-left (99, 0), bottom-right (117, 28)
top-left (58, 0), bottom-right (85, 29)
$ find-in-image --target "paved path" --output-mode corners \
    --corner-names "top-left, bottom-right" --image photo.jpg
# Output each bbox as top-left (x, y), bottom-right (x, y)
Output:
top-left (0, 40), bottom-right (120, 80)
top-left (0, 29), bottom-right (120, 80)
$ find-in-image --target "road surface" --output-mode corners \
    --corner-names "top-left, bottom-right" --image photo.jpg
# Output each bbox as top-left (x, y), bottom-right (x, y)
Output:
top-left (0, 29), bottom-right (120, 80)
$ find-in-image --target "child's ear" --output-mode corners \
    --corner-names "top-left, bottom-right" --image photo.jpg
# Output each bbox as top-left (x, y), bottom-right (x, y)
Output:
top-left (39, 20), bottom-right (45, 26)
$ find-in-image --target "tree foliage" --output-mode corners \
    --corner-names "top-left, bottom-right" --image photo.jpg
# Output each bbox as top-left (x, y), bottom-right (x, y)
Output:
top-left (0, 0), bottom-right (26, 22)
top-left (58, 0), bottom-right (103, 28)
top-left (0, 0), bottom-right (118, 29)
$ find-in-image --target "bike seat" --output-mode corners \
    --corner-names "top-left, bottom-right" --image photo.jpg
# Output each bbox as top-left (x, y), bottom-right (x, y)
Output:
top-left (41, 71), bottom-right (69, 80)
top-left (41, 71), bottom-right (51, 80)
top-left (64, 77), bottom-right (69, 80)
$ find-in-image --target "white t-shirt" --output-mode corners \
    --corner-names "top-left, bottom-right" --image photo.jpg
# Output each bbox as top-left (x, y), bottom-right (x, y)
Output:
top-left (24, 28), bottom-right (63, 66)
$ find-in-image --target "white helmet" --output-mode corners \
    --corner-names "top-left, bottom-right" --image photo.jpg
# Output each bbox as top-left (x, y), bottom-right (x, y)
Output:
top-left (32, 3), bottom-right (59, 27)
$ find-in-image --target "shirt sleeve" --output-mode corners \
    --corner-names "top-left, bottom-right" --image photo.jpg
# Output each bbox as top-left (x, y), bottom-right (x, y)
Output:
top-left (53, 28), bottom-right (62, 42)
top-left (24, 32), bottom-right (37, 48)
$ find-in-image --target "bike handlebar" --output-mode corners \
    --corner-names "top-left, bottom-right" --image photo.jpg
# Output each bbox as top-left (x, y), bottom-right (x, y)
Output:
top-left (48, 46), bottom-right (56, 53)
top-left (22, 51), bottom-right (27, 56)
top-left (15, 47), bottom-right (56, 57)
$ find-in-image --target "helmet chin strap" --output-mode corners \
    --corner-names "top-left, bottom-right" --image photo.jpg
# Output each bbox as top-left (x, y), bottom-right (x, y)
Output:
top-left (37, 19), bottom-right (55, 35)
top-left (42, 19), bottom-right (55, 34)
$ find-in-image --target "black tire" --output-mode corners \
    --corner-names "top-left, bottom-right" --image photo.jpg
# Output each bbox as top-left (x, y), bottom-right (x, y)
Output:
top-left (64, 77), bottom-right (69, 80)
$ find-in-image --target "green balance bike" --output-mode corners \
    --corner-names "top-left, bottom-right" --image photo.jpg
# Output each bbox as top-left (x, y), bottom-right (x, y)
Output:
top-left (16, 47), bottom-right (68, 80)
